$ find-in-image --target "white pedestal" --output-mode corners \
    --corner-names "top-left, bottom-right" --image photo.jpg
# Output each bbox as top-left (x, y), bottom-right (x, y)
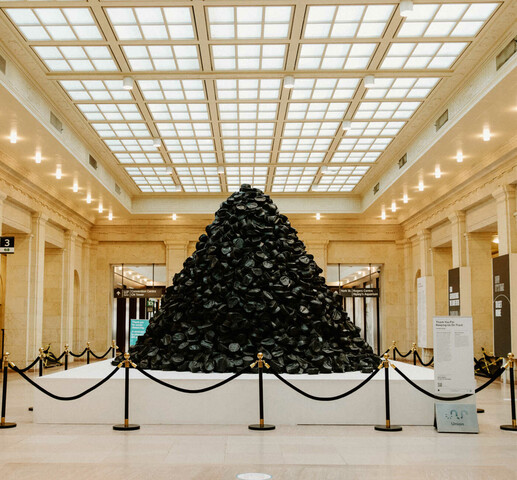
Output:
top-left (34, 360), bottom-right (435, 425)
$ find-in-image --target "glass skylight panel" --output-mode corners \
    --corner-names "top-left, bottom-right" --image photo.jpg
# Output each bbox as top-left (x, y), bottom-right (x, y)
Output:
top-left (218, 103), bottom-right (278, 121)
top-left (222, 139), bottom-right (272, 151)
top-left (330, 152), bottom-right (381, 163)
top-left (398, 3), bottom-right (497, 38)
top-left (104, 138), bottom-right (157, 152)
top-left (77, 103), bottom-right (141, 122)
top-left (283, 122), bottom-right (339, 137)
top-left (297, 43), bottom-right (376, 70)
top-left (138, 80), bottom-right (205, 101)
top-left (176, 167), bottom-right (221, 192)
top-left (123, 45), bottom-right (199, 71)
top-left (59, 80), bottom-right (132, 101)
top-left (125, 166), bottom-right (172, 176)
top-left (169, 153), bottom-right (217, 164)
top-left (216, 79), bottom-right (281, 100)
top-left (321, 166), bottom-right (370, 176)
top-left (106, 7), bottom-right (195, 41)
top-left (337, 137), bottom-right (392, 151)
top-left (345, 121), bottom-right (405, 137)
top-left (164, 138), bottom-right (214, 152)
top-left (315, 166), bottom-right (369, 191)
top-left (220, 123), bottom-right (275, 137)
top-left (148, 104), bottom-right (209, 121)
top-left (364, 77), bottom-right (440, 99)
top-left (6, 8), bottom-right (102, 41)
top-left (92, 122), bottom-right (150, 138)
top-left (355, 101), bottom-right (420, 120)
top-left (226, 167), bottom-right (268, 192)
top-left (34, 46), bottom-right (116, 71)
top-left (211, 44), bottom-right (286, 70)
top-left (286, 102), bottom-right (349, 120)
top-left (290, 78), bottom-right (359, 100)
top-left (277, 152), bottom-right (326, 164)
top-left (272, 166), bottom-right (317, 193)
top-left (380, 42), bottom-right (468, 69)
top-left (115, 152), bottom-right (164, 164)
top-left (129, 173), bottom-right (178, 193)
top-left (207, 6), bottom-right (292, 39)
top-left (280, 138), bottom-right (332, 151)
top-left (304, 5), bottom-right (394, 39)
top-left (224, 152), bottom-right (271, 164)
top-left (156, 122), bottom-right (212, 138)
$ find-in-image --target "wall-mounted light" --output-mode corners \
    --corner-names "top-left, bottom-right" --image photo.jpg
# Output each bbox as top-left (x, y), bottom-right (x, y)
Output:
top-left (482, 126), bottom-right (491, 141)
top-left (73, 180), bottom-right (79, 193)
top-left (86, 192), bottom-right (92, 204)
top-left (456, 151), bottom-right (463, 163)
top-left (9, 130), bottom-right (17, 144)
top-left (493, 236), bottom-right (499, 244)
top-left (55, 165), bottom-right (62, 179)
top-left (98, 203), bottom-right (103, 213)
top-left (434, 165), bottom-right (441, 178)
top-left (108, 211), bottom-right (113, 221)
top-left (391, 201), bottom-right (397, 212)
top-left (400, 0), bottom-right (414, 17)
top-left (123, 77), bottom-right (134, 90)
top-left (381, 209), bottom-right (386, 220)
top-left (418, 180), bottom-right (424, 191)
top-left (172, 213), bottom-right (177, 221)
top-left (284, 75), bottom-right (295, 89)
top-left (403, 193), bottom-right (408, 204)
top-left (35, 151), bottom-right (42, 164)
top-left (316, 212), bottom-right (321, 220)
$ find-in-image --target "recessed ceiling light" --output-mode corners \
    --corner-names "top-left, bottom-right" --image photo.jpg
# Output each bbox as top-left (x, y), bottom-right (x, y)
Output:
top-left (456, 151), bottom-right (463, 163)
top-left (342, 120), bottom-right (351, 131)
top-left (55, 165), bottom-right (62, 179)
top-left (316, 212), bottom-right (321, 220)
top-left (98, 203), bottom-right (103, 213)
top-left (400, 0), bottom-right (414, 17)
top-left (284, 76), bottom-right (295, 89)
top-left (418, 180), bottom-right (424, 191)
top-left (391, 201), bottom-right (397, 212)
top-left (108, 211), bottom-right (113, 221)
top-left (9, 130), bottom-right (17, 144)
top-left (73, 181), bottom-right (79, 192)
top-left (434, 165), bottom-right (441, 178)
top-left (482, 126), bottom-right (491, 141)
top-left (35, 151), bottom-right (42, 164)
top-left (403, 193), bottom-right (408, 203)
top-left (123, 77), bottom-right (134, 90)
top-left (86, 192), bottom-right (92, 204)
top-left (165, 166), bottom-right (173, 174)
top-left (153, 138), bottom-right (161, 148)
top-left (381, 209), bottom-right (386, 220)
top-left (172, 213), bottom-right (177, 221)
top-left (364, 75), bottom-right (375, 88)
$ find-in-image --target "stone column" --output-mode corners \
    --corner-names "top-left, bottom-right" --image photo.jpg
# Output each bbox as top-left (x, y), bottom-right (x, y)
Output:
top-left (164, 241), bottom-right (188, 286)
top-left (305, 240), bottom-right (329, 278)
top-left (417, 229), bottom-right (435, 348)
top-left (62, 230), bottom-right (77, 349)
top-left (81, 239), bottom-right (92, 351)
top-left (431, 247), bottom-right (451, 317)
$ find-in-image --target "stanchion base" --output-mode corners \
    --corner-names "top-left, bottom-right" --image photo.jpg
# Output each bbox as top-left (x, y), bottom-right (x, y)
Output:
top-left (0, 422), bottom-right (17, 429)
top-left (374, 425), bottom-right (402, 432)
top-left (477, 408), bottom-right (485, 414)
top-left (500, 425), bottom-right (517, 431)
top-left (248, 424), bottom-right (276, 431)
top-left (113, 424), bottom-right (140, 431)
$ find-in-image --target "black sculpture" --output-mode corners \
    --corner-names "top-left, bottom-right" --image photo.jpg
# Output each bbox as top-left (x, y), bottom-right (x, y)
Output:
top-left (123, 184), bottom-right (379, 374)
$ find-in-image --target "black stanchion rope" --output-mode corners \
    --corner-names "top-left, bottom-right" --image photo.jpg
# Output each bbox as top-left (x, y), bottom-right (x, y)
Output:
top-left (15, 356), bottom-right (40, 373)
top-left (414, 351), bottom-right (434, 367)
top-left (54, 351), bottom-right (67, 362)
top-left (394, 348), bottom-right (412, 358)
top-left (393, 365), bottom-right (505, 401)
top-left (89, 347), bottom-right (113, 360)
top-left (69, 348), bottom-right (88, 358)
top-left (269, 366), bottom-right (380, 401)
top-left (135, 365), bottom-right (250, 394)
top-left (10, 364), bottom-right (119, 401)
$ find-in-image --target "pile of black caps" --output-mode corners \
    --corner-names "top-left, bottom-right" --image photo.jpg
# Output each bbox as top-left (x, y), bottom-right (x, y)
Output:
top-left (123, 184), bottom-right (380, 374)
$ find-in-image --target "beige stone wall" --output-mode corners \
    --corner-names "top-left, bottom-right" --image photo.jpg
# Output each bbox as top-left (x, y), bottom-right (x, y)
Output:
top-left (42, 248), bottom-right (64, 351)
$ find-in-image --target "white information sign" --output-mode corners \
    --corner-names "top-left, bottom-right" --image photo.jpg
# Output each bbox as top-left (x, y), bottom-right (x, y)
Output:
top-left (433, 316), bottom-right (475, 395)
top-left (417, 277), bottom-right (427, 347)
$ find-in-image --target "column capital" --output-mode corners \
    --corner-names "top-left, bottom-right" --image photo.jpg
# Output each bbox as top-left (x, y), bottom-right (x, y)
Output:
top-left (417, 229), bottom-right (431, 241)
top-left (164, 240), bottom-right (188, 249)
top-left (31, 212), bottom-right (48, 223)
top-left (492, 184), bottom-right (516, 202)
top-left (0, 191), bottom-right (7, 203)
top-left (448, 210), bottom-right (466, 224)
top-left (64, 230), bottom-right (78, 241)
top-left (304, 240), bottom-right (329, 248)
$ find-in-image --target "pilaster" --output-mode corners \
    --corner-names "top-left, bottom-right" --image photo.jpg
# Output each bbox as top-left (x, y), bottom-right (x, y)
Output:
top-left (164, 240), bottom-right (189, 286)
top-left (492, 185), bottom-right (517, 255)
top-left (448, 211), bottom-right (467, 268)
top-left (62, 230), bottom-right (77, 348)
top-left (0, 191), bottom-right (7, 236)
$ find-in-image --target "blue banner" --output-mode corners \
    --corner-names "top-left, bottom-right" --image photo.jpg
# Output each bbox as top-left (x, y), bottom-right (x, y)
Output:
top-left (130, 319), bottom-right (149, 346)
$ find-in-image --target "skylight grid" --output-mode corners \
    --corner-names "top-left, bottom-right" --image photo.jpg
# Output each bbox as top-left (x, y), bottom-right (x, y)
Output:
top-left (283, 122), bottom-right (339, 137)
top-left (364, 77), bottom-right (440, 99)
top-left (123, 45), bottom-right (199, 71)
top-left (290, 78), bottom-right (360, 100)
top-left (207, 6), bottom-right (292, 39)
top-left (131, 175), bottom-right (178, 193)
top-left (92, 122), bottom-right (150, 138)
top-left (34, 45), bottom-right (117, 71)
top-left (106, 7), bottom-right (195, 41)
top-left (286, 102), bottom-right (349, 120)
top-left (277, 152), bottom-right (326, 163)
top-left (59, 80), bottom-right (132, 101)
top-left (304, 5), bottom-right (394, 39)
top-left (6, 8), bottom-right (102, 41)
top-left (345, 121), bottom-right (405, 136)
top-left (222, 139), bottom-right (273, 151)
top-left (211, 44), bottom-right (286, 70)
top-left (355, 101), bottom-right (421, 120)
top-left (398, 3), bottom-right (498, 38)
top-left (77, 103), bottom-right (142, 122)
top-left (104, 138), bottom-right (157, 152)
top-left (169, 153), bottom-right (217, 164)
top-left (321, 166), bottom-right (370, 176)
top-left (177, 168), bottom-right (221, 192)
top-left (297, 43), bottom-right (376, 70)
top-left (218, 103), bottom-right (278, 121)
top-left (337, 137), bottom-right (392, 151)
top-left (330, 152), bottom-right (381, 163)
top-left (115, 152), bottom-right (164, 164)
top-left (148, 104), bottom-right (209, 121)
top-left (138, 79), bottom-right (205, 101)
top-left (156, 122), bottom-right (212, 138)
top-left (125, 166), bottom-right (172, 176)
top-left (313, 167), bottom-right (368, 191)
top-left (220, 122), bottom-right (275, 137)
top-left (380, 42), bottom-right (468, 69)
top-left (225, 166), bottom-right (268, 192)
top-left (216, 79), bottom-right (281, 100)
top-left (164, 138), bottom-right (215, 152)
top-left (280, 138), bottom-right (332, 151)
top-left (272, 166), bottom-right (318, 192)
top-left (224, 152), bottom-right (271, 163)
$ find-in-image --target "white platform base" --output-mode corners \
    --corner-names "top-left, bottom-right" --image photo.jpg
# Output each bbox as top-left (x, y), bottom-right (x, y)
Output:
top-left (34, 360), bottom-right (435, 425)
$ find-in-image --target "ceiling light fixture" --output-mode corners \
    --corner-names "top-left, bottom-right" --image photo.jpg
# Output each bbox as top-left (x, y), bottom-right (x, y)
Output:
top-left (381, 209), bottom-right (386, 220)
top-left (217, 166), bottom-right (224, 174)
top-left (73, 181), bottom-right (79, 193)
top-left (364, 75), bottom-right (375, 88)
top-left (403, 193), bottom-right (408, 204)
top-left (400, 0), bottom-right (414, 17)
top-left (165, 166), bottom-right (173, 174)
top-left (418, 180), bottom-right (424, 191)
top-left (391, 201), bottom-right (397, 213)
top-left (316, 213), bottom-right (321, 220)
top-left (456, 151), bottom-right (464, 163)
top-left (9, 130), bottom-right (17, 144)
top-left (482, 126), bottom-right (491, 141)
top-left (434, 165), bottom-right (441, 179)
top-left (98, 203), bottom-right (103, 213)
top-left (493, 236), bottom-right (499, 244)
top-left (342, 120), bottom-right (351, 131)
top-left (284, 76), bottom-right (295, 89)
top-left (123, 77), bottom-right (134, 90)
top-left (55, 165), bottom-right (62, 180)
top-left (108, 212), bottom-right (113, 221)
top-left (152, 138), bottom-right (161, 148)
top-left (86, 193), bottom-right (92, 204)
top-left (172, 213), bottom-right (177, 221)
top-left (35, 151), bottom-right (42, 164)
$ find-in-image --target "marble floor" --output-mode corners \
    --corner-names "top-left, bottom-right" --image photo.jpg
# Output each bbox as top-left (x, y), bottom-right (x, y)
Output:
top-left (0, 363), bottom-right (516, 480)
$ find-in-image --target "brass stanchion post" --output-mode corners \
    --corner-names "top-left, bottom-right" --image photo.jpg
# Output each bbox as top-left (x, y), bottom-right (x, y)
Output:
top-left (391, 341), bottom-right (397, 361)
top-left (249, 353), bottom-right (275, 431)
top-left (375, 353), bottom-right (402, 432)
top-left (86, 342), bottom-right (91, 365)
top-left (411, 343), bottom-right (417, 366)
top-left (111, 340), bottom-right (117, 359)
top-left (64, 344), bottom-right (69, 371)
top-left (500, 353), bottom-right (517, 431)
top-left (38, 347), bottom-right (44, 377)
top-left (0, 353), bottom-right (16, 428)
top-left (113, 352), bottom-right (140, 431)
